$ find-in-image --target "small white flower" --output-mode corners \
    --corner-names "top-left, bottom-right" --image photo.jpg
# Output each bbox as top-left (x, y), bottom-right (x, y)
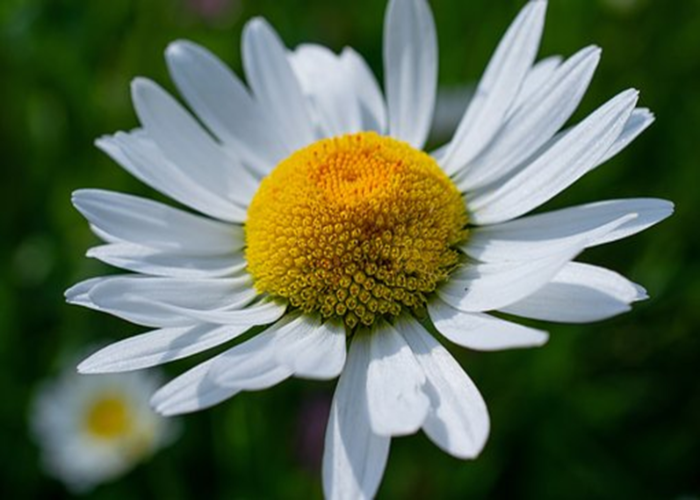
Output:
top-left (31, 367), bottom-right (175, 493)
top-left (67, 0), bottom-right (672, 497)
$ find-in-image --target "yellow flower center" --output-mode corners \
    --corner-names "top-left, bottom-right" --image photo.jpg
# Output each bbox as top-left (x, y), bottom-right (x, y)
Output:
top-left (245, 132), bottom-right (468, 329)
top-left (85, 394), bottom-right (132, 440)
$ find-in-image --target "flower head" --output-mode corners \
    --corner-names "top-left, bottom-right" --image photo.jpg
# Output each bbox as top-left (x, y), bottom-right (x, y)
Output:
top-left (31, 367), bottom-right (175, 492)
top-left (67, 0), bottom-right (672, 497)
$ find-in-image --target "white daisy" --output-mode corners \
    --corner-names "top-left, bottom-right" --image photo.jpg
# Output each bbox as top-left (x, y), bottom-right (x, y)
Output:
top-left (31, 367), bottom-right (175, 493)
top-left (67, 0), bottom-right (673, 497)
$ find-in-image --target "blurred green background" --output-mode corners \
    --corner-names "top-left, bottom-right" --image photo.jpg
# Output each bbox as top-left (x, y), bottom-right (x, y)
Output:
top-left (1, 0), bottom-right (698, 498)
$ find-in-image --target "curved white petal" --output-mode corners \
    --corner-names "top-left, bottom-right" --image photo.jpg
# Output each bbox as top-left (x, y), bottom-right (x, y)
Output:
top-left (289, 44), bottom-right (363, 138)
top-left (323, 334), bottom-right (390, 500)
top-left (96, 130), bottom-right (246, 223)
top-left (243, 18), bottom-right (316, 151)
top-left (165, 40), bottom-right (287, 177)
top-left (72, 189), bottom-right (242, 254)
top-left (87, 243), bottom-right (247, 278)
top-left (131, 78), bottom-right (258, 208)
top-left (596, 107), bottom-right (655, 166)
top-left (468, 88), bottom-right (638, 225)
top-left (399, 318), bottom-right (490, 459)
top-left (272, 313), bottom-right (347, 380)
top-left (511, 55), bottom-right (563, 111)
top-left (209, 327), bottom-right (292, 389)
top-left (429, 298), bottom-right (548, 351)
top-left (384, 0), bottom-right (437, 148)
top-left (500, 262), bottom-right (647, 323)
top-left (65, 277), bottom-right (107, 308)
top-left (465, 198), bottom-right (673, 262)
top-left (442, 1), bottom-right (546, 174)
top-left (151, 356), bottom-right (240, 416)
top-left (340, 48), bottom-right (387, 133)
top-left (78, 322), bottom-right (252, 373)
top-left (365, 324), bottom-right (430, 437)
top-left (456, 45), bottom-right (600, 190)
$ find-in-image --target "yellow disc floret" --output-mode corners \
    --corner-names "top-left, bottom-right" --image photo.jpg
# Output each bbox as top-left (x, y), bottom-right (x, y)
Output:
top-left (85, 395), bottom-right (132, 440)
top-left (245, 132), bottom-right (468, 329)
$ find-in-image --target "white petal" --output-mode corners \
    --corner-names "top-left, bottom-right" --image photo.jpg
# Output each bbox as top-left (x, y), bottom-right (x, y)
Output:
top-left (242, 18), bottom-right (316, 151)
top-left (64, 277), bottom-right (107, 308)
top-left (323, 335), bottom-right (390, 500)
top-left (165, 40), bottom-right (287, 177)
top-left (511, 55), bottom-right (563, 111)
top-left (456, 45), bottom-right (600, 190)
top-left (96, 130), bottom-right (246, 223)
top-left (132, 78), bottom-right (258, 208)
top-left (399, 318), bottom-right (490, 459)
top-left (84, 276), bottom-right (283, 328)
top-left (384, 0), bottom-right (437, 148)
top-left (209, 327), bottom-right (292, 390)
top-left (273, 314), bottom-right (347, 380)
top-left (441, 1), bottom-right (546, 174)
top-left (429, 298), bottom-right (548, 351)
top-left (289, 44), bottom-right (363, 137)
top-left (365, 324), bottom-right (430, 437)
top-left (151, 356), bottom-right (240, 416)
top-left (597, 107), bottom-right (655, 166)
top-left (78, 322), bottom-right (252, 373)
top-left (468, 88), bottom-right (638, 225)
top-left (438, 248), bottom-right (580, 313)
top-left (501, 262), bottom-right (647, 323)
top-left (72, 189), bottom-right (242, 254)
top-left (87, 243), bottom-right (247, 278)
top-left (340, 48), bottom-right (387, 133)
top-left (465, 198), bottom-right (673, 262)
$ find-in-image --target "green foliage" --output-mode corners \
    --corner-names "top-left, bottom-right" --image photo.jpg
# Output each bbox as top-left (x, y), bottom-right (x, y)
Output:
top-left (1, 0), bottom-right (698, 498)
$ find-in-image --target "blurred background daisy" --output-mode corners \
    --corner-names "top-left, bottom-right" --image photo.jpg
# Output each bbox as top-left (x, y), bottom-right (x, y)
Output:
top-left (30, 364), bottom-right (178, 493)
top-left (1, 0), bottom-right (699, 498)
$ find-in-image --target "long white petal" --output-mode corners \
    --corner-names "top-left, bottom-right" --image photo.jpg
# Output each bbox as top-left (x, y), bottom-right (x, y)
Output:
top-left (384, 0), bottom-right (437, 148)
top-left (243, 18), bottom-right (316, 151)
top-left (365, 324), bottom-right (430, 437)
top-left (510, 55), bottom-right (563, 111)
top-left (87, 243), bottom-right (246, 278)
top-left (468, 89), bottom-right (638, 224)
top-left (323, 335), bottom-right (390, 500)
top-left (596, 107), bottom-right (655, 166)
top-left (429, 298), bottom-right (548, 351)
top-left (441, 1), bottom-right (546, 174)
top-left (456, 45), bottom-right (600, 190)
top-left (465, 198), bottom-right (673, 262)
top-left (289, 44), bottom-right (363, 138)
top-left (96, 130), bottom-right (245, 223)
top-left (500, 262), bottom-right (647, 323)
top-left (165, 40), bottom-right (287, 177)
top-left (340, 48), bottom-right (387, 133)
top-left (131, 78), bottom-right (258, 208)
top-left (272, 314), bottom-right (347, 380)
top-left (72, 189), bottom-right (242, 254)
top-left (78, 323), bottom-right (252, 373)
top-left (151, 356), bottom-right (240, 416)
top-left (399, 318), bottom-right (490, 459)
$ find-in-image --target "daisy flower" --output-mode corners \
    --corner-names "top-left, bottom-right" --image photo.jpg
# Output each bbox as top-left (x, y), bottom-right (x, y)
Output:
top-left (31, 367), bottom-right (175, 493)
top-left (67, 0), bottom-right (672, 497)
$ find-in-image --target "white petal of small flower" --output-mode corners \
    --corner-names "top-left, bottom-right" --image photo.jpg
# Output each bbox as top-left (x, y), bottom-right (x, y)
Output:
top-left (441, 0), bottom-right (546, 174)
top-left (500, 262), bottom-right (647, 323)
top-left (399, 318), bottom-right (490, 459)
top-left (429, 298), bottom-right (549, 351)
top-left (78, 323), bottom-right (253, 373)
top-left (365, 325), bottom-right (430, 437)
top-left (384, 0), bottom-right (437, 149)
top-left (323, 334), bottom-right (390, 500)
top-left (243, 18), bottom-right (316, 151)
top-left (165, 40), bottom-right (288, 177)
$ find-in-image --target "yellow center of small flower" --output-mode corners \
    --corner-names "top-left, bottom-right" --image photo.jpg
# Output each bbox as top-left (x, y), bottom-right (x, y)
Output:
top-left (85, 395), bottom-right (132, 440)
top-left (246, 132), bottom-right (468, 329)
